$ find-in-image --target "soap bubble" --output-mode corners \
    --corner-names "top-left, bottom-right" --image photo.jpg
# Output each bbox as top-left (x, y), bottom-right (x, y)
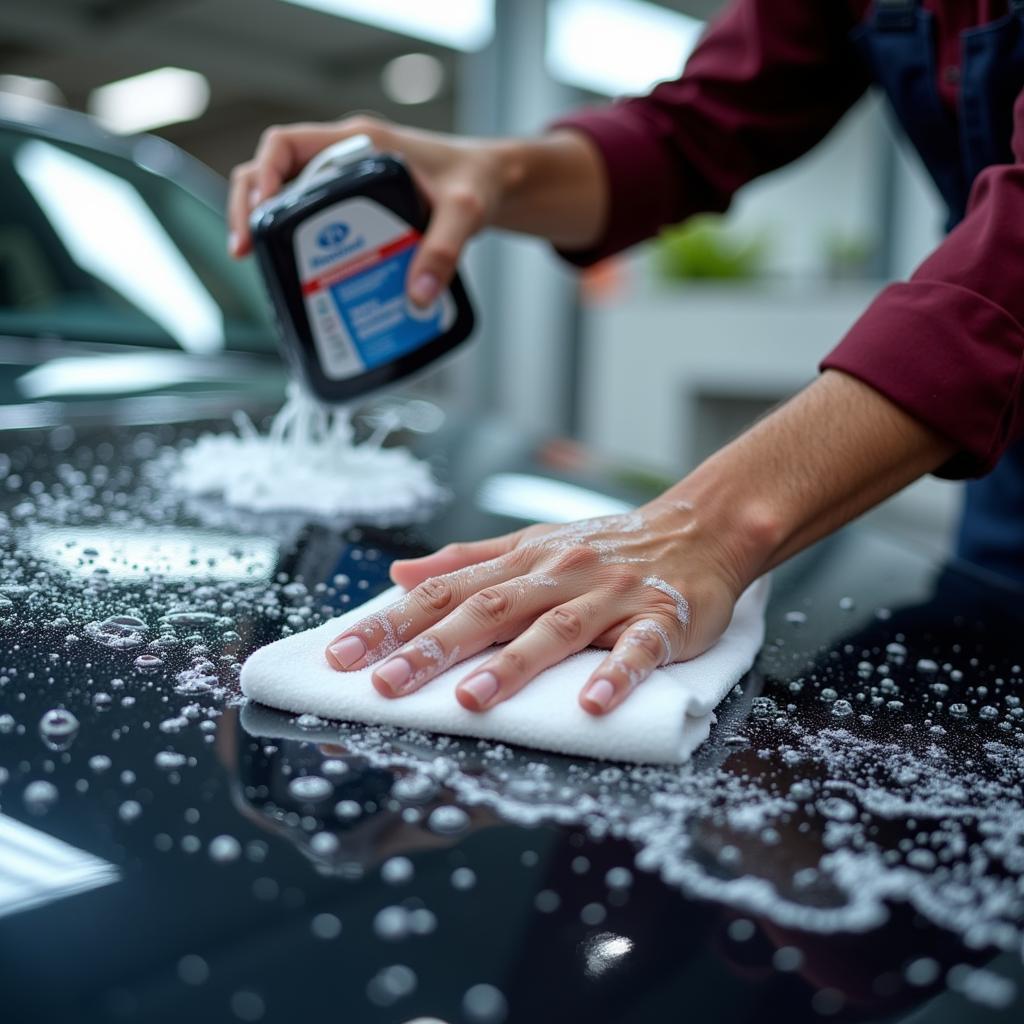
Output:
top-left (39, 708), bottom-right (79, 745)
top-left (407, 908), bottom-right (437, 935)
top-left (155, 751), bottom-right (187, 770)
top-left (427, 805), bottom-right (470, 835)
top-left (605, 867), bottom-right (633, 890)
top-left (209, 835), bottom-right (241, 863)
top-left (366, 964), bottom-right (417, 1007)
top-left (162, 610), bottom-right (217, 627)
top-left (311, 913), bottom-right (342, 940)
top-left (229, 990), bottom-right (265, 1022)
top-left (85, 614), bottom-right (148, 649)
top-left (451, 867), bottom-right (477, 890)
top-left (310, 832), bottom-right (340, 856)
top-left (381, 856), bottom-right (414, 885)
top-left (23, 779), bottom-right (58, 814)
top-left (391, 773), bottom-right (438, 803)
top-left (177, 955), bottom-right (210, 986)
top-left (462, 983), bottom-right (509, 1023)
top-left (118, 800), bottom-right (142, 822)
top-left (373, 905), bottom-right (410, 941)
top-left (534, 890), bottom-right (560, 913)
top-left (287, 776), bottom-right (332, 802)
top-left (334, 800), bottom-right (361, 820)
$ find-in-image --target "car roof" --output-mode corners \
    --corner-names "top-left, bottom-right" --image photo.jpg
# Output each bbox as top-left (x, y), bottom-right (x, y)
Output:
top-left (0, 93), bottom-right (227, 207)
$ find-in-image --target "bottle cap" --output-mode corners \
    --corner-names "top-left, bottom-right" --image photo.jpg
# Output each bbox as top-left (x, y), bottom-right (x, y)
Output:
top-left (295, 134), bottom-right (377, 189)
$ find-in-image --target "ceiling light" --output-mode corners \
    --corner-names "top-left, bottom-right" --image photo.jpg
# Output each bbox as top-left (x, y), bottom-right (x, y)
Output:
top-left (547, 0), bottom-right (704, 96)
top-left (88, 67), bottom-right (210, 135)
top-left (0, 75), bottom-right (65, 105)
top-left (281, 0), bottom-right (493, 51)
top-left (381, 53), bottom-right (445, 105)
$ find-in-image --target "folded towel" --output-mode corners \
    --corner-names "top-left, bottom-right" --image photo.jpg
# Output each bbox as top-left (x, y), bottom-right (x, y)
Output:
top-left (240, 578), bottom-right (770, 765)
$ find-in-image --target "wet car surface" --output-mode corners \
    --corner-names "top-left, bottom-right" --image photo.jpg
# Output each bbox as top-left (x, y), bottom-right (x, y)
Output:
top-left (1, 411), bottom-right (1023, 1024)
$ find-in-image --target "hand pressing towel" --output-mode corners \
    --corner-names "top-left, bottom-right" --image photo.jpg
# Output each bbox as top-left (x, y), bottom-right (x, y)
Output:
top-left (240, 577), bottom-right (770, 765)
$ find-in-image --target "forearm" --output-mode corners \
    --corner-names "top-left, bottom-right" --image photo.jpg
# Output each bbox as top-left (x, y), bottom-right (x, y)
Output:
top-left (489, 130), bottom-right (608, 250)
top-left (667, 370), bottom-right (958, 588)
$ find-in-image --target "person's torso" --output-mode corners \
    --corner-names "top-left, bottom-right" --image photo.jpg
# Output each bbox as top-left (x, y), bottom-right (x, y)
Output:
top-left (850, 0), bottom-right (1024, 225)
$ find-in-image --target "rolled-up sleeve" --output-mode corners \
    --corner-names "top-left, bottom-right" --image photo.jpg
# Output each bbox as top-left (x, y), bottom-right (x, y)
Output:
top-left (551, 0), bottom-right (869, 264)
top-left (823, 158), bottom-right (1024, 478)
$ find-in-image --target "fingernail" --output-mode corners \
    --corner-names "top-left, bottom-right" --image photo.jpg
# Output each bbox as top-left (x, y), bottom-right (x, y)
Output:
top-left (249, 187), bottom-right (261, 207)
top-left (228, 231), bottom-right (239, 255)
top-left (374, 656), bottom-right (412, 694)
top-left (327, 635), bottom-right (366, 670)
top-left (460, 671), bottom-right (499, 709)
top-left (583, 678), bottom-right (615, 712)
top-left (409, 272), bottom-right (440, 306)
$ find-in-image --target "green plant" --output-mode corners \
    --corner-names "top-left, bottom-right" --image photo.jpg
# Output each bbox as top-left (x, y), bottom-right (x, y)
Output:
top-left (656, 215), bottom-right (765, 281)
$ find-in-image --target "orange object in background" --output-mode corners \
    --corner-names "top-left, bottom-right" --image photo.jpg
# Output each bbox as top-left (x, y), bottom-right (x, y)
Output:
top-left (580, 255), bottom-right (626, 304)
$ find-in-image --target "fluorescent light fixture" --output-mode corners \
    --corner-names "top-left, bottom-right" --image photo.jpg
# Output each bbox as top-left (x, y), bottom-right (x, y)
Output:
top-left (281, 0), bottom-right (493, 51)
top-left (382, 53), bottom-right (445, 105)
top-left (547, 0), bottom-right (704, 96)
top-left (0, 813), bottom-right (119, 920)
top-left (30, 526), bottom-right (278, 583)
top-left (14, 140), bottom-right (224, 354)
top-left (88, 67), bottom-right (209, 135)
top-left (477, 473), bottom-right (632, 524)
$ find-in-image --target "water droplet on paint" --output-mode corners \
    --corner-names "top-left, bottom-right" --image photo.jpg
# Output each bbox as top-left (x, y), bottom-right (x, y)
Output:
top-left (427, 805), bottom-right (470, 835)
top-left (462, 983), bottom-right (509, 1023)
top-left (287, 776), bottom-right (332, 802)
top-left (23, 779), bottom-right (58, 814)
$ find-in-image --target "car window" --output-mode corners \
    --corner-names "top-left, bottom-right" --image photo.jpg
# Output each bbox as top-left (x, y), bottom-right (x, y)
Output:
top-left (0, 125), bottom-right (274, 353)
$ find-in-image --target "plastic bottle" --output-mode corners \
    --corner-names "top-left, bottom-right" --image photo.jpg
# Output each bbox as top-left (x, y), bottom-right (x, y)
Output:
top-left (250, 135), bottom-right (475, 402)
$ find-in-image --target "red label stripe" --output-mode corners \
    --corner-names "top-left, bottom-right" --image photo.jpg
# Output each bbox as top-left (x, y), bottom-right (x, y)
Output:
top-left (301, 229), bottom-right (421, 296)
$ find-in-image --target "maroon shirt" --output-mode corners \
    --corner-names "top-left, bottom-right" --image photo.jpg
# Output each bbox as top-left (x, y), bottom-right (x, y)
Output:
top-left (554, 0), bottom-right (1023, 478)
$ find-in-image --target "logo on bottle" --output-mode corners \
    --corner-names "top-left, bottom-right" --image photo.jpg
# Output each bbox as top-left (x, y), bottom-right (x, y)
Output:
top-left (310, 219), bottom-right (365, 269)
top-left (317, 223), bottom-right (351, 249)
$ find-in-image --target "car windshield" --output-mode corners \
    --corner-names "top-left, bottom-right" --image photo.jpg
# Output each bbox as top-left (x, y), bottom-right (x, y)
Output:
top-left (0, 123), bottom-right (274, 353)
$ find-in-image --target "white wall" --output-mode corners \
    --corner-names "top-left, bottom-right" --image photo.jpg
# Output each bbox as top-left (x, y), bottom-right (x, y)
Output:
top-left (722, 94), bottom-right (886, 279)
top-left (577, 93), bottom-right (964, 557)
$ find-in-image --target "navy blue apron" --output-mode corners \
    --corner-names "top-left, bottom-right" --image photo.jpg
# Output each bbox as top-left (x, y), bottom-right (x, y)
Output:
top-left (854, 0), bottom-right (1024, 584)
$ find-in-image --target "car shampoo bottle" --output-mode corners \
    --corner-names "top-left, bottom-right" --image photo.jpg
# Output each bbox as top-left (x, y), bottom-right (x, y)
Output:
top-left (249, 134), bottom-right (475, 403)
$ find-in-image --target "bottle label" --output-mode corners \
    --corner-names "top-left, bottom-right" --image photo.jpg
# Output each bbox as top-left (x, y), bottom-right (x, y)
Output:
top-left (293, 196), bottom-right (455, 380)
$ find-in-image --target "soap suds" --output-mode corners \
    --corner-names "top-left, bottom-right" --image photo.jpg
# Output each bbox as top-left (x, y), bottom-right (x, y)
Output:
top-left (622, 618), bottom-right (673, 666)
top-left (642, 576), bottom-right (691, 627)
top-left (164, 384), bottom-right (445, 520)
top-left (525, 512), bottom-right (651, 565)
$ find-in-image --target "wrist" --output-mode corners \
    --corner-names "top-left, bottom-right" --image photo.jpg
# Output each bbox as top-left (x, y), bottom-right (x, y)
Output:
top-left (662, 453), bottom-right (787, 594)
top-left (489, 131), bottom-right (606, 247)
top-left (487, 138), bottom-right (531, 216)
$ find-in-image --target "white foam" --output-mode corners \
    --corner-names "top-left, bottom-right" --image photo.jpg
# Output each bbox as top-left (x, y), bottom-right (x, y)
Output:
top-left (167, 384), bottom-right (445, 519)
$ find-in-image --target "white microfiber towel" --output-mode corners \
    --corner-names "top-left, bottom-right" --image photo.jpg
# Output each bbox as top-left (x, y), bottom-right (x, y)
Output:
top-left (240, 577), bottom-right (770, 765)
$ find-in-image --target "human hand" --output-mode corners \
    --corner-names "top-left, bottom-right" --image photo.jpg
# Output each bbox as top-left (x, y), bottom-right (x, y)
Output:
top-left (226, 115), bottom-right (510, 306)
top-left (323, 499), bottom-right (755, 716)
